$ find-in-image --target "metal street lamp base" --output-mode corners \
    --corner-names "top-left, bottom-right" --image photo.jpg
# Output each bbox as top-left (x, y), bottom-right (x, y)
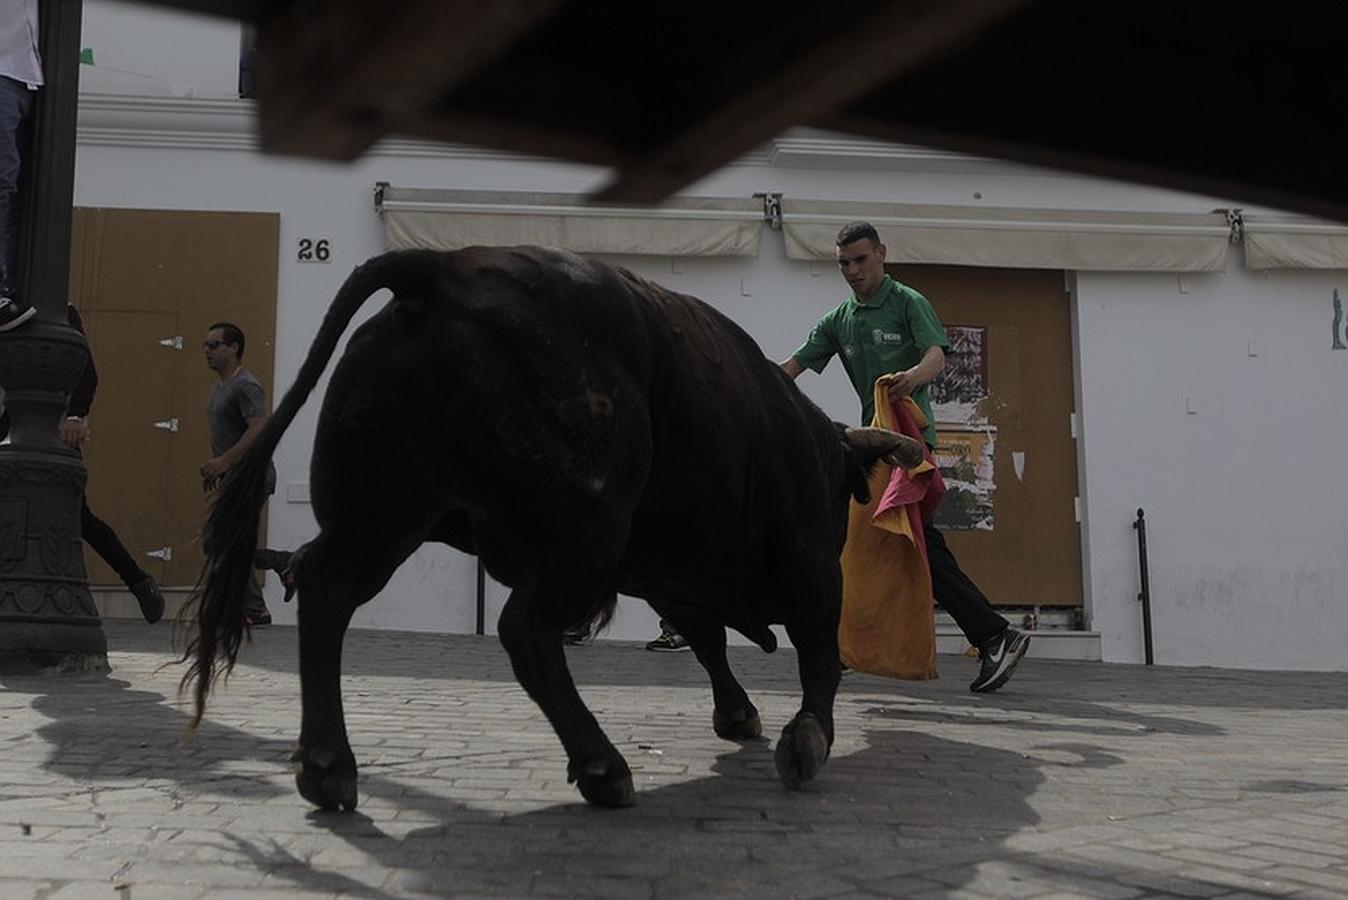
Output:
top-left (0, 323), bottom-right (108, 675)
top-left (0, 441), bottom-right (108, 676)
top-left (0, 620), bottom-right (108, 675)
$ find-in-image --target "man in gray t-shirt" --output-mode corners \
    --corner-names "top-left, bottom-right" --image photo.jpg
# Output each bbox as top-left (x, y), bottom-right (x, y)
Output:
top-left (206, 365), bottom-right (277, 495)
top-left (202, 321), bottom-right (275, 624)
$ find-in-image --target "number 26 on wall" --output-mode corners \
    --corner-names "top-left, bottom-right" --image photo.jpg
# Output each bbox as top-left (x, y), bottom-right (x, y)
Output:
top-left (297, 238), bottom-right (331, 262)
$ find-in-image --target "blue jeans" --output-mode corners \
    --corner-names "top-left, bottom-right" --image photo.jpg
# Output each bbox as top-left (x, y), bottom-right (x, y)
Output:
top-left (0, 76), bottom-right (36, 297)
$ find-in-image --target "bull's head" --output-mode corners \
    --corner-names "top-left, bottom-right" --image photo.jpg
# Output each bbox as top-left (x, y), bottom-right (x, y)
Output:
top-left (839, 426), bottom-right (926, 504)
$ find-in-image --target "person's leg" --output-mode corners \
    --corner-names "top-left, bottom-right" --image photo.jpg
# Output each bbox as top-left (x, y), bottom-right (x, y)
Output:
top-left (243, 568), bottom-right (271, 624)
top-left (923, 521), bottom-right (1030, 693)
top-left (0, 77), bottom-right (35, 330)
top-left (923, 521), bottom-right (1007, 644)
top-left (253, 547), bottom-right (292, 574)
top-left (80, 497), bottom-right (164, 623)
top-left (244, 497), bottom-right (275, 624)
top-left (80, 498), bottom-right (148, 586)
top-left (0, 78), bottom-right (32, 290)
top-left (254, 546), bottom-right (296, 601)
top-left (242, 481), bottom-right (281, 625)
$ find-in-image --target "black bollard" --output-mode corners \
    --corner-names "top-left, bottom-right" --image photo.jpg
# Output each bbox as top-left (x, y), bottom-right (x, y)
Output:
top-left (1133, 508), bottom-right (1154, 665)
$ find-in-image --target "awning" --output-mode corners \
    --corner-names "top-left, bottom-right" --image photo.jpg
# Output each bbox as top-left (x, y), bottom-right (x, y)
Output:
top-left (781, 199), bottom-right (1232, 272)
top-left (1242, 214), bottom-right (1348, 269)
top-left (378, 187), bottom-right (763, 257)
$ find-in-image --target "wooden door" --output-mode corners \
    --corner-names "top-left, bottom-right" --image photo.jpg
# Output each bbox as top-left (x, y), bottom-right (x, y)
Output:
top-left (70, 208), bottom-right (279, 587)
top-left (893, 264), bottom-right (1082, 608)
top-left (77, 311), bottom-right (177, 586)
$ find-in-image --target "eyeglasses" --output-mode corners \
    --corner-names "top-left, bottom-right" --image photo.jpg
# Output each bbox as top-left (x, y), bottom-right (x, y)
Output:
top-left (202, 339), bottom-right (224, 350)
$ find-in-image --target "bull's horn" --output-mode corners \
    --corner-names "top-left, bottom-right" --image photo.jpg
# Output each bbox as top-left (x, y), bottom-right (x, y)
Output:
top-left (844, 426), bottom-right (926, 470)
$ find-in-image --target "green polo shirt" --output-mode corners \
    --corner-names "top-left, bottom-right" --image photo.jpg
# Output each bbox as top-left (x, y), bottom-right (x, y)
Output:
top-left (792, 275), bottom-right (949, 444)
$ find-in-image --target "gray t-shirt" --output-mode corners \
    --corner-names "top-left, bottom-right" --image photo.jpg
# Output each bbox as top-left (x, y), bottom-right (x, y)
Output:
top-left (208, 367), bottom-right (276, 493)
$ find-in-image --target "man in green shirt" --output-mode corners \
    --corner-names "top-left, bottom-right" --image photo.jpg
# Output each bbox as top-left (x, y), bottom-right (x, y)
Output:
top-left (780, 221), bottom-right (1030, 693)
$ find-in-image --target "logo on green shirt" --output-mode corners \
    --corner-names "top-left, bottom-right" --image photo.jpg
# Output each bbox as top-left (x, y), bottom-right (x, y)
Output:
top-left (872, 328), bottom-right (907, 346)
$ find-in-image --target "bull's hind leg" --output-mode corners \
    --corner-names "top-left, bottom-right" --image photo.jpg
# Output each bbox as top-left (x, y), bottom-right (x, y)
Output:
top-left (498, 586), bottom-right (634, 807)
top-left (291, 531), bottom-right (420, 812)
top-left (775, 565), bottom-right (844, 790)
top-left (663, 618), bottom-right (762, 741)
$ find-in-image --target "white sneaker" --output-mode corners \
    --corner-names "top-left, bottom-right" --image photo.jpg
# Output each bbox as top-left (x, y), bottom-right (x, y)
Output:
top-left (970, 628), bottom-right (1031, 693)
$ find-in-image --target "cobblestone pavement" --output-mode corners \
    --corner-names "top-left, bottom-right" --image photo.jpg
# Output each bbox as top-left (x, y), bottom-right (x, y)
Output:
top-left (0, 621), bottom-right (1346, 899)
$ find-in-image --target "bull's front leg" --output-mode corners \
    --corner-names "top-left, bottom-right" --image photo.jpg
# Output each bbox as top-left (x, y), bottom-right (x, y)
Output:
top-left (775, 571), bottom-right (843, 790)
top-left (499, 587), bottom-right (634, 807)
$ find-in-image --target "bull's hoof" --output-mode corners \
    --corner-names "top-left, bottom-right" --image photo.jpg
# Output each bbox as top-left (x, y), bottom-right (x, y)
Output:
top-left (774, 713), bottom-right (830, 790)
top-left (293, 743), bottom-right (359, 812)
top-left (713, 705), bottom-right (763, 741)
top-left (568, 755), bottom-right (635, 808)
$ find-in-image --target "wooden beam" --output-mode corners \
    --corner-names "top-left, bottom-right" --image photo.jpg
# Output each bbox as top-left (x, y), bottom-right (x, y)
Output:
top-left (823, 0), bottom-right (1348, 223)
top-left (592, 0), bottom-right (1034, 204)
top-left (254, 0), bottom-right (563, 159)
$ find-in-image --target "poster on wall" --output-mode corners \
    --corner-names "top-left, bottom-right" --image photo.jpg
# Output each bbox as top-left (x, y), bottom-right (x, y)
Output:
top-left (933, 426), bottom-right (996, 531)
top-left (930, 325), bottom-right (988, 425)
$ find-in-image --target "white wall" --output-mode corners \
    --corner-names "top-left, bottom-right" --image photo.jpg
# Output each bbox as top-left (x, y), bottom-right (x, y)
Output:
top-left (1075, 262), bottom-right (1348, 668)
top-left (81, 1), bottom-right (241, 97)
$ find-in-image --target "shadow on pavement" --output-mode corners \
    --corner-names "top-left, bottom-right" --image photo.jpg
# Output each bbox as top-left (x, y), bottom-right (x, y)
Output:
top-left (0, 667), bottom-right (402, 898)
top-left (5, 626), bottom-right (1318, 899)
top-left (852, 692), bottom-right (1225, 738)
top-left (7, 650), bottom-right (1044, 897)
top-left (287, 729), bottom-right (1046, 898)
top-left (1, 673), bottom-right (293, 801)
top-left (274, 727), bottom-right (1294, 899)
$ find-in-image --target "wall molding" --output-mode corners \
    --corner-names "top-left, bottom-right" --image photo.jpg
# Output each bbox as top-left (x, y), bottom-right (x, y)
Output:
top-left (765, 130), bottom-right (1053, 175)
top-left (76, 93), bottom-right (552, 160)
top-left (76, 93), bottom-right (1035, 175)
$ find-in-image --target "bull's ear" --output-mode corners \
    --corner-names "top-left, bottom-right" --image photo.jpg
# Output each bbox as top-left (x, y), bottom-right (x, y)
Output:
top-left (843, 426), bottom-right (926, 470)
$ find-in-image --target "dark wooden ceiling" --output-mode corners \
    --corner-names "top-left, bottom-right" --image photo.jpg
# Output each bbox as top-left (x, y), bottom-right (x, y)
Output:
top-left (141, 0), bottom-right (1348, 220)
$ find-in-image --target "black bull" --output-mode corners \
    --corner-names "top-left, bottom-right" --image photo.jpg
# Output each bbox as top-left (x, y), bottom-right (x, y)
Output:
top-left (183, 246), bottom-right (921, 810)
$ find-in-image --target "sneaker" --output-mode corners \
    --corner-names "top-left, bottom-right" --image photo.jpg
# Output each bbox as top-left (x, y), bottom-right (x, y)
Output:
top-left (129, 577), bottom-right (165, 624)
top-left (254, 547), bottom-right (297, 602)
top-left (645, 626), bottom-right (691, 652)
top-left (0, 298), bottom-right (36, 333)
top-left (970, 627), bottom-right (1030, 693)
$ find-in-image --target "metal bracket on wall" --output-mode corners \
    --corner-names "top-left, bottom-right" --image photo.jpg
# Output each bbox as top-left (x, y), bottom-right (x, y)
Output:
top-left (754, 192), bottom-right (783, 230)
top-left (373, 181), bottom-right (389, 217)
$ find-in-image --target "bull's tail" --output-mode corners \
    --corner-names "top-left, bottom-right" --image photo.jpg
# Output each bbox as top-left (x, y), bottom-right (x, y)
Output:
top-left (180, 250), bottom-right (439, 730)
